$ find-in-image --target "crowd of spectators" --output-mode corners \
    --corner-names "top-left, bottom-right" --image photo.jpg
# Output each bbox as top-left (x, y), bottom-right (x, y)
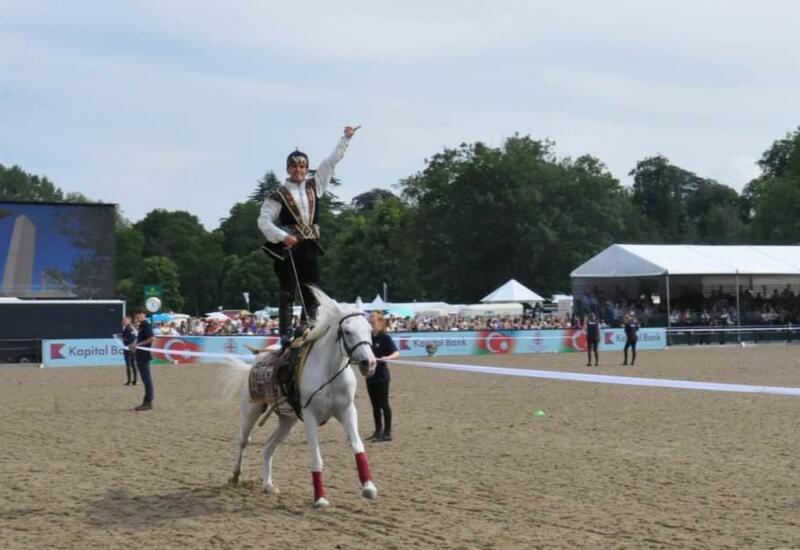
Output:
top-left (579, 284), bottom-right (800, 328)
top-left (152, 315), bottom-right (280, 337)
top-left (151, 309), bottom-right (578, 337)
top-left (151, 285), bottom-right (800, 336)
top-left (385, 310), bottom-right (575, 332)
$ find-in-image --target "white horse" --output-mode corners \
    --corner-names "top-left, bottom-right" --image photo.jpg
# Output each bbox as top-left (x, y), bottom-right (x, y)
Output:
top-left (223, 288), bottom-right (378, 508)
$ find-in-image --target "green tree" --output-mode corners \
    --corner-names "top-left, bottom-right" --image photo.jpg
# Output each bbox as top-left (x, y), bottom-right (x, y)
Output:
top-left (220, 251), bottom-right (280, 310)
top-left (326, 195), bottom-right (419, 301)
top-left (250, 171), bottom-right (282, 203)
top-left (217, 201), bottom-right (263, 257)
top-left (115, 221), bottom-right (145, 281)
top-left (743, 128), bottom-right (800, 243)
top-left (400, 136), bottom-right (637, 300)
top-left (134, 256), bottom-right (184, 312)
top-left (629, 156), bottom-right (695, 242)
top-left (629, 155), bottom-right (745, 243)
top-left (351, 188), bottom-right (397, 210)
top-left (0, 164), bottom-right (65, 201)
top-left (685, 179), bottom-right (745, 243)
top-left (757, 126), bottom-right (800, 179)
top-left (135, 209), bottom-right (224, 314)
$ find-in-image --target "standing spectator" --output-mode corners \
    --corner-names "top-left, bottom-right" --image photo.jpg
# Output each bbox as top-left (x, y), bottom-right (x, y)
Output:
top-left (121, 315), bottom-right (137, 386)
top-left (133, 307), bottom-right (155, 411)
top-left (584, 313), bottom-right (600, 367)
top-left (622, 313), bottom-right (640, 366)
top-left (367, 311), bottom-right (399, 442)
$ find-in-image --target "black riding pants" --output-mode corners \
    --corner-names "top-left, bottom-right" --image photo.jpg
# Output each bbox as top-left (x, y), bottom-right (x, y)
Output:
top-left (366, 381), bottom-right (391, 435)
top-left (274, 240), bottom-right (320, 321)
top-left (124, 349), bottom-right (137, 383)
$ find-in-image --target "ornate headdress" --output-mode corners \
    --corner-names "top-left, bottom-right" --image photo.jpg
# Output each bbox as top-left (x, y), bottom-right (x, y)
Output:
top-left (286, 149), bottom-right (309, 168)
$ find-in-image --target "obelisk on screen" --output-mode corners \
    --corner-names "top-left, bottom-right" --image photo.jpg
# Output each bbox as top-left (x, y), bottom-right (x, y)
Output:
top-left (2, 215), bottom-right (36, 296)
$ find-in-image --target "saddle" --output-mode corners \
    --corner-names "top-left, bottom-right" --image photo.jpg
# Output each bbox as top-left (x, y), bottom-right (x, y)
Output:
top-left (248, 330), bottom-right (314, 420)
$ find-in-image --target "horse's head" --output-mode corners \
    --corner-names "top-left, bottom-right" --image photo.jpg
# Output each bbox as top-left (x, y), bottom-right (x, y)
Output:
top-left (336, 312), bottom-right (377, 377)
top-left (308, 287), bottom-right (377, 377)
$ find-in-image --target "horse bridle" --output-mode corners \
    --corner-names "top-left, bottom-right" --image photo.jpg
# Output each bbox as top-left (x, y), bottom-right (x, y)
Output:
top-left (336, 312), bottom-right (371, 360)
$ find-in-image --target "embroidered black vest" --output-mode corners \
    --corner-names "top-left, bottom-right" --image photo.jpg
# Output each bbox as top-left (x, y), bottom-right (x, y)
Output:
top-left (271, 179), bottom-right (320, 240)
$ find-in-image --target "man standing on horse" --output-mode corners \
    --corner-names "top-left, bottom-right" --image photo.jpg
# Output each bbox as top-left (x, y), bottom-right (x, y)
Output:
top-left (258, 125), bottom-right (360, 348)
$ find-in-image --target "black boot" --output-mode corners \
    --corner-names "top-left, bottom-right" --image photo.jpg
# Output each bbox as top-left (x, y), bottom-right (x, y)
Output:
top-left (278, 291), bottom-right (295, 351)
top-left (300, 287), bottom-right (318, 328)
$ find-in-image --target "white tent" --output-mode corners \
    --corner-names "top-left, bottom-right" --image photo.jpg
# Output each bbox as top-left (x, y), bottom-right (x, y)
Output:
top-left (571, 244), bottom-right (800, 328)
top-left (480, 279), bottom-right (544, 304)
top-left (363, 294), bottom-right (388, 311)
top-left (571, 244), bottom-right (800, 277)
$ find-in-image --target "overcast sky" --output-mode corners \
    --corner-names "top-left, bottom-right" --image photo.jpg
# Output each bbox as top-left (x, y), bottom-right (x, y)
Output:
top-left (2, 1), bottom-right (800, 229)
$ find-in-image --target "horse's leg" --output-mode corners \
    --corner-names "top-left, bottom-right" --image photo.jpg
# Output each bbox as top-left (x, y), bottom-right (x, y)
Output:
top-left (337, 403), bottom-right (378, 500)
top-left (230, 399), bottom-right (263, 485)
top-left (303, 415), bottom-right (329, 508)
top-left (262, 413), bottom-right (297, 494)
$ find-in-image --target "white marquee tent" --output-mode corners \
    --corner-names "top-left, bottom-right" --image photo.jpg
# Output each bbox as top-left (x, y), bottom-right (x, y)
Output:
top-left (571, 244), bottom-right (800, 278)
top-left (480, 279), bottom-right (544, 304)
top-left (571, 244), bottom-right (800, 327)
top-left (364, 294), bottom-right (388, 310)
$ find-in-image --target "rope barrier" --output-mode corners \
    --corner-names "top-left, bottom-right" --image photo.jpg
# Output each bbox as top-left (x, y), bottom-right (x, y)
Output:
top-left (112, 338), bottom-right (800, 397)
top-left (386, 358), bottom-right (800, 397)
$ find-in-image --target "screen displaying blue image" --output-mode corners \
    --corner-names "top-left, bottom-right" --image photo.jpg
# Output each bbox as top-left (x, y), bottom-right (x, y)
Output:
top-left (0, 201), bottom-right (115, 298)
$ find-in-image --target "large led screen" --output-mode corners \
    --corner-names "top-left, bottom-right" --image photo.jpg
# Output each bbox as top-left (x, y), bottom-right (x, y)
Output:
top-left (0, 201), bottom-right (116, 298)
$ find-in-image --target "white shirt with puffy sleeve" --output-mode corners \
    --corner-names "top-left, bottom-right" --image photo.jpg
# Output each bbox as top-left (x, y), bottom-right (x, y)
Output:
top-left (257, 136), bottom-right (350, 244)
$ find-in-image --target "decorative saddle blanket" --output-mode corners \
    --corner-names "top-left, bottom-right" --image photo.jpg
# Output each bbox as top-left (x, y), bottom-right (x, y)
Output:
top-left (247, 333), bottom-right (315, 420)
top-left (248, 361), bottom-right (280, 403)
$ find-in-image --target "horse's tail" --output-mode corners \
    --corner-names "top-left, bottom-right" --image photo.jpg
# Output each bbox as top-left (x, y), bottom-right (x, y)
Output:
top-left (221, 356), bottom-right (252, 403)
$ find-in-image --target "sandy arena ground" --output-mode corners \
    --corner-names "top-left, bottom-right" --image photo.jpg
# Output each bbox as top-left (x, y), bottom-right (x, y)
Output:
top-left (2, 346), bottom-right (800, 549)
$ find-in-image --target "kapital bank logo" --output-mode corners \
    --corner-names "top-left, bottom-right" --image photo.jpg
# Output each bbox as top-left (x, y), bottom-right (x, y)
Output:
top-left (50, 343), bottom-right (65, 359)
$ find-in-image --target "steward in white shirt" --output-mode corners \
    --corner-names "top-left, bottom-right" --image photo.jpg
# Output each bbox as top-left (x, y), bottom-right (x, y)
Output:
top-left (258, 125), bottom-right (359, 347)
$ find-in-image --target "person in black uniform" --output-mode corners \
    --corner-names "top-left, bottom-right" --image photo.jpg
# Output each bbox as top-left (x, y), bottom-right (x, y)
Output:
top-left (121, 314), bottom-right (137, 385)
top-left (258, 126), bottom-right (359, 348)
top-left (622, 313), bottom-right (640, 366)
top-left (367, 311), bottom-right (399, 442)
top-left (133, 307), bottom-right (155, 411)
top-left (584, 312), bottom-right (600, 367)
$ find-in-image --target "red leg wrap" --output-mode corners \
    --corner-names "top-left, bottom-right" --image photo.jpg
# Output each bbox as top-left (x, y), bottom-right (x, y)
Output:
top-left (355, 452), bottom-right (372, 483)
top-left (312, 471), bottom-right (325, 501)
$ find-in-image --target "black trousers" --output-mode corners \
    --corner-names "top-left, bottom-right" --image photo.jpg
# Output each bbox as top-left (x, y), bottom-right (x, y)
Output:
top-left (124, 349), bottom-right (137, 383)
top-left (135, 354), bottom-right (154, 403)
top-left (366, 381), bottom-right (391, 435)
top-left (586, 338), bottom-right (599, 364)
top-left (623, 339), bottom-right (637, 364)
top-left (274, 240), bottom-right (320, 331)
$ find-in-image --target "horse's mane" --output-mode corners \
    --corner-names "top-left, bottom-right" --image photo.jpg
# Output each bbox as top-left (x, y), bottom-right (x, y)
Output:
top-left (306, 287), bottom-right (361, 342)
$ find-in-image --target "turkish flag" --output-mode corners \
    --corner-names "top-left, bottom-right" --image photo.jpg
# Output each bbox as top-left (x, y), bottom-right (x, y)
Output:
top-left (152, 338), bottom-right (200, 364)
